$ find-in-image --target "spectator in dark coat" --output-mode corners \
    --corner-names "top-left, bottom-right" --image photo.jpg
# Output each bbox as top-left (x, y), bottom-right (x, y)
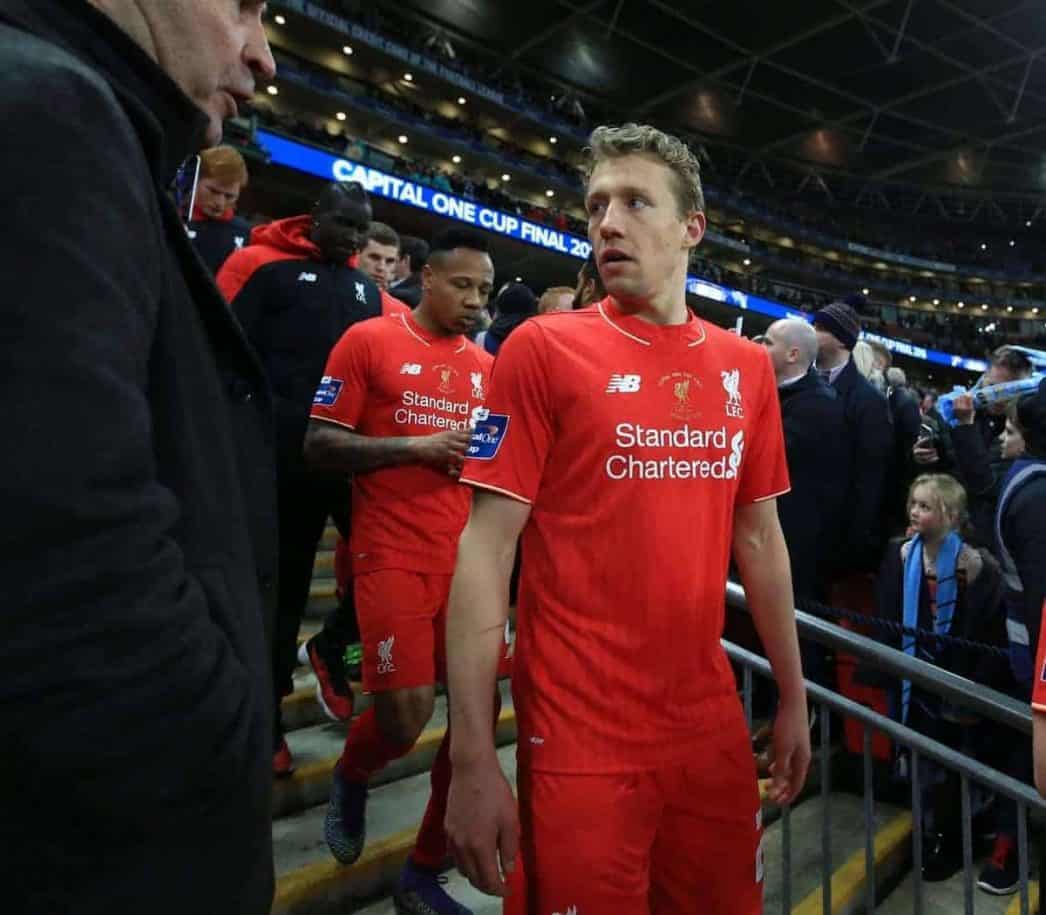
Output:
top-left (186, 145), bottom-right (251, 275)
top-left (0, 1), bottom-right (277, 913)
top-left (946, 347), bottom-right (1035, 545)
top-left (983, 382), bottom-right (1046, 891)
top-left (475, 282), bottom-right (538, 356)
top-left (389, 234), bottom-right (429, 307)
top-left (886, 366), bottom-right (924, 529)
top-left (814, 301), bottom-right (895, 573)
top-left (762, 318), bottom-right (850, 601)
top-left (217, 182), bottom-right (383, 774)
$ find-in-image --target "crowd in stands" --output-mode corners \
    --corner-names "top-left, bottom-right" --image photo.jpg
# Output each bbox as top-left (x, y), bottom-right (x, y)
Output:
top-left (751, 301), bottom-right (1046, 893)
top-left (249, 94), bottom-right (1042, 355)
top-left (288, 1), bottom-right (1046, 285)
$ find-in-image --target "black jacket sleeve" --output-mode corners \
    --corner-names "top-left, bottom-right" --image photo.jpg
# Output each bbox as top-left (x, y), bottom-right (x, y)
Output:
top-left (225, 266), bottom-right (310, 465)
top-left (1008, 479), bottom-right (1046, 661)
top-left (952, 424), bottom-right (995, 497)
top-left (0, 60), bottom-right (251, 824)
top-left (849, 388), bottom-right (894, 568)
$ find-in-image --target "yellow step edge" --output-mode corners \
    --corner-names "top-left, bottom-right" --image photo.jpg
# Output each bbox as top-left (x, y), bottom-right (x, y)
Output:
top-left (791, 811), bottom-right (913, 915)
top-left (308, 580), bottom-right (337, 598)
top-left (272, 708), bottom-right (518, 913)
top-left (280, 708), bottom-right (517, 795)
top-left (281, 688), bottom-right (318, 716)
top-left (1004, 880), bottom-right (1040, 915)
top-left (273, 826), bottom-right (417, 913)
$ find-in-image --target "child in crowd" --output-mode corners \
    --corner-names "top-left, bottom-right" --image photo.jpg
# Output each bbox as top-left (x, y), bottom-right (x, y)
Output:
top-left (876, 474), bottom-right (1004, 883)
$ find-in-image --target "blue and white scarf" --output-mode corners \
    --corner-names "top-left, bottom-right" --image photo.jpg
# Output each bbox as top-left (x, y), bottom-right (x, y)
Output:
top-left (899, 531), bottom-right (962, 724)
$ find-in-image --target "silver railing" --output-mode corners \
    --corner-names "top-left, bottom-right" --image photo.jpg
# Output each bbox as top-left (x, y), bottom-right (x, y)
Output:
top-left (723, 581), bottom-right (1046, 914)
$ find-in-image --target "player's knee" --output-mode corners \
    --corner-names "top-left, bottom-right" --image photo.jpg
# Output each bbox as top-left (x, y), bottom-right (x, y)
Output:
top-left (375, 688), bottom-right (434, 745)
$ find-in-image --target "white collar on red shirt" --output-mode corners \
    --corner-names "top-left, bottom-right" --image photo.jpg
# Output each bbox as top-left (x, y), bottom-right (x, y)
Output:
top-left (597, 298), bottom-right (706, 348)
top-left (395, 312), bottom-right (467, 353)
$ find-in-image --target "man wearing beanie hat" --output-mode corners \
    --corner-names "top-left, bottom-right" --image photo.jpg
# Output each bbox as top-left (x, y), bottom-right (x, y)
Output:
top-left (813, 301), bottom-right (894, 573)
top-left (475, 282), bottom-right (538, 356)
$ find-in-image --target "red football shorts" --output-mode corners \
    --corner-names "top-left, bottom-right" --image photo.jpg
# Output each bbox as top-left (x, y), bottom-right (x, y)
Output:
top-left (504, 708), bottom-right (762, 915)
top-left (355, 569), bottom-right (511, 693)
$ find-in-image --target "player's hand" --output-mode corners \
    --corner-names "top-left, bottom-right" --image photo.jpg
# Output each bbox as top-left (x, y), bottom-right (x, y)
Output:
top-left (767, 696), bottom-right (811, 807)
top-left (413, 429), bottom-right (472, 473)
top-left (953, 393), bottom-right (976, 425)
top-left (912, 444), bottom-right (939, 465)
top-left (446, 757), bottom-right (519, 897)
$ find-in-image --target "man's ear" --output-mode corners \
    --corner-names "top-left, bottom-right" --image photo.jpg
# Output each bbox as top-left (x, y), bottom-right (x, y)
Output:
top-left (682, 209), bottom-right (706, 252)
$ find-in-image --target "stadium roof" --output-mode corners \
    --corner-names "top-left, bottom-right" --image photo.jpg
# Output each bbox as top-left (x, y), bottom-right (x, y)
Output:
top-left (381, 0), bottom-right (1046, 201)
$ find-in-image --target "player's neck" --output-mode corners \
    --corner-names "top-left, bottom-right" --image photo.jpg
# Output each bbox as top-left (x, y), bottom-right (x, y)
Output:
top-left (411, 305), bottom-right (458, 339)
top-left (612, 289), bottom-right (689, 326)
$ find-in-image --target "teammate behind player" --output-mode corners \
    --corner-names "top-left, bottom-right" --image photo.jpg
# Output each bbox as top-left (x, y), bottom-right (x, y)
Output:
top-left (186, 145), bottom-right (251, 275)
top-left (305, 227), bottom-right (502, 915)
top-left (444, 124), bottom-right (810, 914)
top-left (356, 221), bottom-right (412, 316)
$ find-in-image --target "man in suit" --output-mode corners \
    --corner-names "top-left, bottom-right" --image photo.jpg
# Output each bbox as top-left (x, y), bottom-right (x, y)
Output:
top-left (763, 318), bottom-right (850, 601)
top-left (0, 1), bottom-right (277, 912)
top-left (389, 234), bottom-right (429, 307)
top-left (813, 301), bottom-right (894, 575)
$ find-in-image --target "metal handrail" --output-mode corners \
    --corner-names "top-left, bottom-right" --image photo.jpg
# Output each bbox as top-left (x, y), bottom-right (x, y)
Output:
top-left (724, 580), bottom-right (1032, 735)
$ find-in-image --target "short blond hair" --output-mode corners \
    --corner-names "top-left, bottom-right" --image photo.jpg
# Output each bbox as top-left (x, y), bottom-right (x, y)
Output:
top-left (585, 123), bottom-right (704, 217)
top-left (199, 145), bottom-right (248, 188)
top-left (538, 286), bottom-right (574, 313)
top-left (909, 474), bottom-right (967, 530)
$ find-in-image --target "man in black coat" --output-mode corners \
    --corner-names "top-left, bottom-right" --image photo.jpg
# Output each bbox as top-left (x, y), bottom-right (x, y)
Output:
top-left (0, 1), bottom-right (277, 913)
top-left (813, 301), bottom-right (894, 574)
top-left (217, 183), bottom-right (383, 773)
top-left (763, 318), bottom-right (850, 601)
top-left (389, 234), bottom-right (429, 307)
top-left (885, 366), bottom-right (924, 528)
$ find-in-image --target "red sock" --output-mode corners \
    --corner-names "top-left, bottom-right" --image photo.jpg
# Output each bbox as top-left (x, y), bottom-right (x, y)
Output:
top-left (411, 691), bottom-right (504, 871)
top-left (337, 707), bottom-right (414, 784)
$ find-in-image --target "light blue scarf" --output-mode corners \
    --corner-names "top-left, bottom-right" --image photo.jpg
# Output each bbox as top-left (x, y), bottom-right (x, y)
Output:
top-left (900, 531), bottom-right (962, 724)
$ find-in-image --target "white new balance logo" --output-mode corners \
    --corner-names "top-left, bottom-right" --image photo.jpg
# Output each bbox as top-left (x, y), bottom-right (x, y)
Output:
top-left (298, 272), bottom-right (318, 283)
top-left (377, 636), bottom-right (396, 674)
top-left (400, 363), bottom-right (422, 375)
top-left (355, 281), bottom-right (367, 303)
top-left (605, 374), bottom-right (641, 393)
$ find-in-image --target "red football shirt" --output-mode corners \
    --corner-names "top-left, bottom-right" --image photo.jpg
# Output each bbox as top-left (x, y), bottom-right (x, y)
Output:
top-left (461, 299), bottom-right (790, 773)
top-left (312, 312), bottom-right (493, 575)
top-left (381, 289), bottom-right (411, 316)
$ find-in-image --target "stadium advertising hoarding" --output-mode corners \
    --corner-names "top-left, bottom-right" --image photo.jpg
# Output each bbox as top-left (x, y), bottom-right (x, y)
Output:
top-left (256, 130), bottom-right (988, 374)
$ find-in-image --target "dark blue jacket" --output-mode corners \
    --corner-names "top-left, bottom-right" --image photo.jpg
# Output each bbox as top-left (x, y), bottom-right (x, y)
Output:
top-left (832, 358), bottom-right (895, 572)
top-left (777, 368), bottom-right (851, 598)
top-left (0, 1), bottom-right (276, 911)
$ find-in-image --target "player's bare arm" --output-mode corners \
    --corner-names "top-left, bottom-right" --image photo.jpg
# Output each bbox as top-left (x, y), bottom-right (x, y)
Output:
top-left (732, 498), bottom-right (811, 806)
top-left (1035, 712), bottom-right (1046, 797)
top-left (304, 418), bottom-right (471, 475)
top-left (445, 490), bottom-right (530, 897)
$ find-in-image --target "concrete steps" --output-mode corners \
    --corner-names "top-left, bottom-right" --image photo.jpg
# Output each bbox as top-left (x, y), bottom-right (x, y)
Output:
top-left (274, 683), bottom-right (515, 820)
top-left (876, 869), bottom-right (1032, 915)
top-left (272, 744), bottom-right (518, 915)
